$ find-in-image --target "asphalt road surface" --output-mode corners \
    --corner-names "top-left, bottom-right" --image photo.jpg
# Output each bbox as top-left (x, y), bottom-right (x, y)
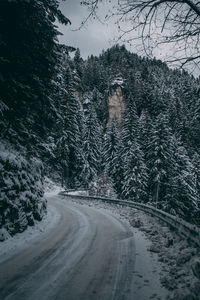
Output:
top-left (0, 195), bottom-right (168, 300)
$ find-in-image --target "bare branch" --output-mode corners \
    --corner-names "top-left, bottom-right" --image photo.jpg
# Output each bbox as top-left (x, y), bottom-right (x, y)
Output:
top-left (81, 0), bottom-right (200, 72)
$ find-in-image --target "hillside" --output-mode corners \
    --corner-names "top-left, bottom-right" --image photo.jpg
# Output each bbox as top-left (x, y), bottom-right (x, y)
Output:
top-left (0, 1), bottom-right (200, 238)
top-left (72, 45), bottom-right (200, 224)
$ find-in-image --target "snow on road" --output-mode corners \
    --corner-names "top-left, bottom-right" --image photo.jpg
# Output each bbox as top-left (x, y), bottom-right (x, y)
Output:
top-left (0, 180), bottom-right (63, 263)
top-left (0, 197), bottom-right (61, 264)
top-left (67, 196), bottom-right (200, 300)
top-left (0, 192), bottom-right (199, 300)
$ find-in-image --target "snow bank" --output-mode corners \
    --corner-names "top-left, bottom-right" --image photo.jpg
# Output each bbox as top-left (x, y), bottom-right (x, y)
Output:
top-left (0, 200), bottom-right (61, 264)
top-left (64, 196), bottom-right (200, 300)
top-left (44, 177), bottom-right (64, 196)
top-left (0, 143), bottom-right (46, 240)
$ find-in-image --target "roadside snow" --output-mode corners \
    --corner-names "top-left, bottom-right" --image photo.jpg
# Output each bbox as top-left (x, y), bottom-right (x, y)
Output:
top-left (130, 210), bottom-right (200, 300)
top-left (67, 190), bottom-right (88, 196)
top-left (0, 197), bottom-right (61, 264)
top-left (0, 179), bottom-right (63, 262)
top-left (1, 187), bottom-right (199, 300)
top-left (64, 196), bottom-right (200, 300)
top-left (44, 177), bottom-right (64, 196)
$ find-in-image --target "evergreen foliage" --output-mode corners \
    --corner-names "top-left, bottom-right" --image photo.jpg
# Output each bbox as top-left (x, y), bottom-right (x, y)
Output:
top-left (103, 119), bottom-right (121, 180)
top-left (121, 101), bottom-right (148, 201)
top-left (103, 119), bottom-right (123, 196)
top-left (122, 141), bottom-right (148, 202)
top-left (78, 45), bottom-right (200, 224)
top-left (1, 9), bottom-right (200, 235)
top-left (0, 144), bottom-right (46, 236)
top-left (146, 114), bottom-right (174, 205)
top-left (0, 0), bottom-right (72, 236)
top-left (81, 104), bottom-right (103, 187)
top-left (0, 0), bottom-right (70, 146)
top-left (54, 60), bottom-right (84, 188)
top-left (165, 139), bottom-right (199, 223)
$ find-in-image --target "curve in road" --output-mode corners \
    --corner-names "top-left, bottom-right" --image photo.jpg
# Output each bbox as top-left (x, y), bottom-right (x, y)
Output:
top-left (0, 195), bottom-right (168, 300)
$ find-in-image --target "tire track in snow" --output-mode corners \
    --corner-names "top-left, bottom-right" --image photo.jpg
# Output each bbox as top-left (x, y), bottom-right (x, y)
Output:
top-left (0, 195), bottom-right (169, 300)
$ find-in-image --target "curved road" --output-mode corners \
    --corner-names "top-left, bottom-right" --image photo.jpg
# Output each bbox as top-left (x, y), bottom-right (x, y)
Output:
top-left (0, 196), bottom-right (168, 300)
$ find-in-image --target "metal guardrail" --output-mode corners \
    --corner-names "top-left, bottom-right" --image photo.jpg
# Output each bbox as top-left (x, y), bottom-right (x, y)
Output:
top-left (59, 191), bottom-right (200, 247)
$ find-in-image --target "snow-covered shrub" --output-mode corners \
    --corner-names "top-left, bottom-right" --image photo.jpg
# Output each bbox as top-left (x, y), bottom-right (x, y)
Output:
top-left (44, 176), bottom-right (63, 194)
top-left (0, 146), bottom-right (46, 238)
top-left (88, 175), bottom-right (117, 198)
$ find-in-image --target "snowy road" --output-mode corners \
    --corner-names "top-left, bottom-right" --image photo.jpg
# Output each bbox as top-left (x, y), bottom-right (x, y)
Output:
top-left (0, 195), bottom-right (168, 300)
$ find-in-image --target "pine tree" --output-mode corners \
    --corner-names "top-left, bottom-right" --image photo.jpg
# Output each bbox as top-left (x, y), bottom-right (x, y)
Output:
top-left (193, 152), bottom-right (200, 196)
top-left (81, 105), bottom-right (102, 187)
top-left (120, 100), bottom-right (148, 201)
top-left (165, 139), bottom-right (199, 223)
top-left (0, 0), bottom-right (70, 147)
top-left (187, 96), bottom-right (200, 154)
top-left (121, 98), bottom-right (140, 153)
top-left (74, 48), bottom-right (84, 78)
top-left (104, 119), bottom-right (124, 197)
top-left (54, 53), bottom-right (84, 188)
top-left (0, 0), bottom-right (71, 234)
top-left (122, 140), bottom-right (148, 202)
top-left (139, 109), bottom-right (152, 161)
top-left (146, 114), bottom-right (174, 206)
top-left (103, 118), bottom-right (121, 180)
top-left (192, 152), bottom-right (200, 224)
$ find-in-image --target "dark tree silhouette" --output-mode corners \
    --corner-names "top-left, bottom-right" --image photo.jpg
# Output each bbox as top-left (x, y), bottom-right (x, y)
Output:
top-left (81, 0), bottom-right (200, 71)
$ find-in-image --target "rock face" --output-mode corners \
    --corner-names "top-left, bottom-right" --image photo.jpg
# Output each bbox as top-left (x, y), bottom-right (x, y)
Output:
top-left (108, 85), bottom-right (125, 125)
top-left (74, 90), bottom-right (83, 102)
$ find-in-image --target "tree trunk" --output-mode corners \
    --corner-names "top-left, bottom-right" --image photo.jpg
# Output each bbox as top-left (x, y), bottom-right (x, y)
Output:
top-left (156, 183), bottom-right (160, 208)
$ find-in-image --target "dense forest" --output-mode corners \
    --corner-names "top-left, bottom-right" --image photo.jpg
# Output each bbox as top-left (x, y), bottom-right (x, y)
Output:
top-left (70, 45), bottom-right (200, 226)
top-left (0, 0), bottom-right (200, 239)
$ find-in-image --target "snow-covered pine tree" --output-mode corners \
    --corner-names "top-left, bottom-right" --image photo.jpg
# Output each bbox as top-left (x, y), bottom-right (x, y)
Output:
top-left (81, 101), bottom-right (103, 188)
top-left (74, 48), bottom-right (84, 79)
top-left (121, 97), bottom-right (140, 151)
top-left (186, 94), bottom-right (200, 154)
top-left (120, 100), bottom-right (148, 201)
top-left (122, 140), bottom-right (148, 202)
top-left (139, 109), bottom-right (152, 161)
top-left (0, 0), bottom-right (70, 147)
top-left (165, 138), bottom-right (199, 223)
top-left (146, 114), bottom-right (174, 206)
top-left (0, 145), bottom-right (46, 238)
top-left (54, 52), bottom-right (84, 188)
top-left (192, 152), bottom-right (200, 224)
top-left (103, 119), bottom-right (124, 197)
top-left (193, 152), bottom-right (200, 196)
top-left (0, 0), bottom-right (70, 236)
top-left (103, 118), bottom-right (121, 184)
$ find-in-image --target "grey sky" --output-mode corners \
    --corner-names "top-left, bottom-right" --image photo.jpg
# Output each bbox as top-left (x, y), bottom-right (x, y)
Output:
top-left (57, 1), bottom-right (170, 60)
top-left (57, 0), bottom-right (124, 58)
top-left (57, 1), bottom-right (198, 76)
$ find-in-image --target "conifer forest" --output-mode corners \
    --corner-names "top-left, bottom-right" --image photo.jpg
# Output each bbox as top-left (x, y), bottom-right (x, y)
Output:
top-left (0, 0), bottom-right (200, 237)
top-left (1, 1), bottom-right (200, 300)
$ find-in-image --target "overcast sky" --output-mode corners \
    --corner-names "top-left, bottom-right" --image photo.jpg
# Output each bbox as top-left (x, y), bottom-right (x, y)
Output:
top-left (57, 1), bottom-right (170, 60)
top-left (57, 0), bottom-right (127, 58)
top-left (57, 1), bottom-right (198, 76)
